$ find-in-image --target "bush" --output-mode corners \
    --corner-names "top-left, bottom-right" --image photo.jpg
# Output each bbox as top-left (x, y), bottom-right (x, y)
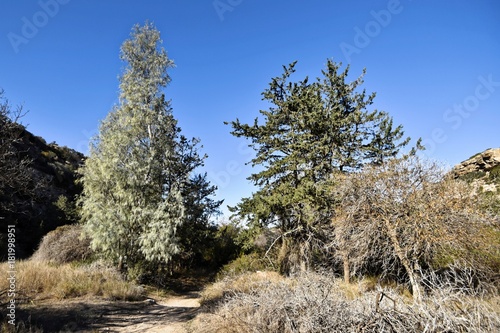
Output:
top-left (459, 170), bottom-right (487, 183)
top-left (41, 150), bottom-right (57, 160)
top-left (53, 195), bottom-right (79, 223)
top-left (217, 252), bottom-right (275, 279)
top-left (31, 224), bottom-right (92, 264)
top-left (192, 272), bottom-right (500, 333)
top-left (489, 165), bottom-right (500, 184)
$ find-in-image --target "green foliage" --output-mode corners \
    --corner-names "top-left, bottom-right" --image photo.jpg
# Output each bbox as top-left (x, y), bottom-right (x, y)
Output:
top-left (217, 252), bottom-right (274, 279)
top-left (226, 60), bottom-right (410, 273)
top-left (489, 164), bottom-right (500, 184)
top-left (174, 173), bottom-right (225, 270)
top-left (80, 23), bottom-right (219, 275)
top-left (458, 170), bottom-right (486, 183)
top-left (472, 226), bottom-right (500, 273)
top-left (481, 190), bottom-right (500, 215)
top-left (41, 150), bottom-right (57, 159)
top-left (210, 224), bottom-right (242, 267)
top-left (53, 194), bottom-right (79, 223)
top-left (174, 221), bottom-right (242, 273)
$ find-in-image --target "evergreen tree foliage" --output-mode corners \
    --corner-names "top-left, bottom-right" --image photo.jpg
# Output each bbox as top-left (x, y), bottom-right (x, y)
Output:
top-left (226, 60), bottom-right (410, 273)
top-left (80, 23), bottom-right (220, 274)
top-left (175, 171), bottom-right (226, 269)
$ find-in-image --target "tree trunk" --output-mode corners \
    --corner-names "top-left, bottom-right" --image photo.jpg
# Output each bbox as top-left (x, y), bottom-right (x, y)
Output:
top-left (279, 237), bottom-right (291, 275)
top-left (407, 269), bottom-right (422, 303)
top-left (118, 256), bottom-right (124, 273)
top-left (343, 251), bottom-right (350, 284)
top-left (299, 242), bottom-right (308, 273)
top-left (384, 219), bottom-right (422, 302)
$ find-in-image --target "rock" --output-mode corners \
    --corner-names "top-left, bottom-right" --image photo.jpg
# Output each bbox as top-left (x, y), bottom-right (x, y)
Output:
top-left (452, 148), bottom-right (500, 195)
top-left (482, 183), bottom-right (498, 193)
top-left (452, 148), bottom-right (500, 178)
top-left (144, 298), bottom-right (156, 305)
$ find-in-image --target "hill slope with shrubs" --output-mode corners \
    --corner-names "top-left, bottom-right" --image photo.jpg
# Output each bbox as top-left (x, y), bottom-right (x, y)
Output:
top-left (0, 104), bottom-right (84, 260)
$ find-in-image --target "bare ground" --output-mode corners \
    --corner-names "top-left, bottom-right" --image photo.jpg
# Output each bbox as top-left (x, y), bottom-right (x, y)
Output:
top-left (13, 292), bottom-right (201, 332)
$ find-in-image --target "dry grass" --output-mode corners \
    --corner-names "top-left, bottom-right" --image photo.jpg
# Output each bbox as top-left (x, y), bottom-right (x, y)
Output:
top-left (1, 319), bottom-right (44, 333)
top-left (201, 271), bottom-right (284, 306)
top-left (0, 260), bottom-right (144, 302)
top-left (191, 272), bottom-right (500, 333)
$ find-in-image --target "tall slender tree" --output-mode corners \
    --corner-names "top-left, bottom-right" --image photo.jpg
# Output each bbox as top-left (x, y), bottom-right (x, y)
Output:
top-left (227, 60), bottom-right (410, 273)
top-left (80, 23), bottom-right (215, 274)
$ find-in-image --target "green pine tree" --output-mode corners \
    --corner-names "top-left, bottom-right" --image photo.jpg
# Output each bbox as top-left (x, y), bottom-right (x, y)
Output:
top-left (226, 60), bottom-right (410, 274)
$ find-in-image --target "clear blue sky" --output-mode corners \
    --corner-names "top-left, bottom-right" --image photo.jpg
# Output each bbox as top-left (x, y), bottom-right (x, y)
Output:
top-left (1, 0), bottom-right (499, 218)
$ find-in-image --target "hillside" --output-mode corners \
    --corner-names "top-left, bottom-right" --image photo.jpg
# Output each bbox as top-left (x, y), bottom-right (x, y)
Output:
top-left (452, 148), bottom-right (500, 193)
top-left (0, 122), bottom-right (84, 260)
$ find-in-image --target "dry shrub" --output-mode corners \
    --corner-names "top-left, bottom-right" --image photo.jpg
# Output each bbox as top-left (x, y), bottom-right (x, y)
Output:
top-left (336, 276), bottom-right (397, 300)
top-left (191, 272), bottom-right (500, 333)
top-left (0, 260), bottom-right (144, 302)
top-left (201, 270), bottom-right (284, 306)
top-left (31, 224), bottom-right (92, 264)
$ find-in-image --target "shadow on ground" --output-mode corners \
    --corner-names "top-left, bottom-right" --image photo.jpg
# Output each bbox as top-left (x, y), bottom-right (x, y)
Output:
top-left (6, 293), bottom-right (201, 332)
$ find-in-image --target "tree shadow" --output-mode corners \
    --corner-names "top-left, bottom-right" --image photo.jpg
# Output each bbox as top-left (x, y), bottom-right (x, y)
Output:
top-left (7, 296), bottom-right (201, 332)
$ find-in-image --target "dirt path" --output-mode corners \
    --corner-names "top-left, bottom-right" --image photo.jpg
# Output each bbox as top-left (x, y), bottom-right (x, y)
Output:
top-left (95, 291), bottom-right (202, 333)
top-left (16, 292), bottom-right (202, 332)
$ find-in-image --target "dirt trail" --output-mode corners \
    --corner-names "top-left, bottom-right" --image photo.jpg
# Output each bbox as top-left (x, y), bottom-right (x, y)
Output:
top-left (16, 292), bottom-right (202, 332)
top-left (96, 291), bottom-right (202, 333)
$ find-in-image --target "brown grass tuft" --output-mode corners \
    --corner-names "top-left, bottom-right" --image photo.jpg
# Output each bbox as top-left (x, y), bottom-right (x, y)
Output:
top-left (0, 260), bottom-right (144, 302)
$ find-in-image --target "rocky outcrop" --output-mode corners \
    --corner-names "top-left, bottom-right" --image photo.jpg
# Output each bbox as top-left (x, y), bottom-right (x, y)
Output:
top-left (452, 148), bottom-right (500, 195)
top-left (452, 148), bottom-right (500, 178)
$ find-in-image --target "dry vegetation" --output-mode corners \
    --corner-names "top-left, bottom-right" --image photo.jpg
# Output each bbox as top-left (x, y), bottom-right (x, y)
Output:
top-left (190, 157), bottom-right (500, 332)
top-left (201, 270), bottom-right (284, 306)
top-left (191, 271), bottom-right (500, 333)
top-left (0, 259), bottom-right (145, 332)
top-left (0, 260), bottom-right (144, 302)
top-left (31, 224), bottom-right (92, 264)
top-left (331, 157), bottom-right (500, 300)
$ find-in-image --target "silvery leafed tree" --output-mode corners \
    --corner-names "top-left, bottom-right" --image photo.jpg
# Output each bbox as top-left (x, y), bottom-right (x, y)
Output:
top-left (80, 23), bottom-right (211, 275)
